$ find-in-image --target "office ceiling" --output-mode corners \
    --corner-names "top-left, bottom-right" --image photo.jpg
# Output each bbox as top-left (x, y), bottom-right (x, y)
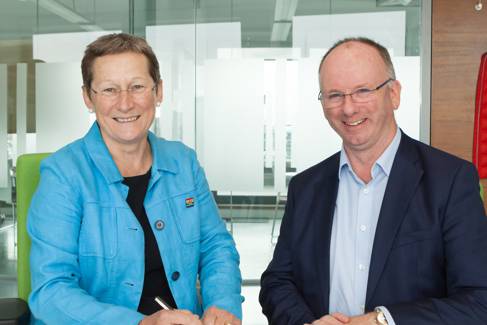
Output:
top-left (0, 0), bottom-right (419, 47)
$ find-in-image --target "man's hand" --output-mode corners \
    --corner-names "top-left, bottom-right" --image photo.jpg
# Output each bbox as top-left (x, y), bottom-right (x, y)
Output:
top-left (347, 312), bottom-right (376, 324)
top-left (139, 309), bottom-right (202, 325)
top-left (304, 312), bottom-right (351, 324)
top-left (201, 306), bottom-right (241, 325)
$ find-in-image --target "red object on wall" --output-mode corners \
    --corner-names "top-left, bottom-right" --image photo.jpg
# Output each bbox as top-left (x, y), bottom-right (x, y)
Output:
top-left (473, 53), bottom-right (487, 178)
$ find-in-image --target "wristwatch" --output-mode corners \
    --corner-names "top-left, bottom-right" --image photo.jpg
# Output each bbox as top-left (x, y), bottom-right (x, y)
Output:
top-left (374, 308), bottom-right (389, 325)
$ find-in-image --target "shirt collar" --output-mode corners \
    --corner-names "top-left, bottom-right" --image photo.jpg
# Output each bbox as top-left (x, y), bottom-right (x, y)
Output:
top-left (338, 127), bottom-right (402, 180)
top-left (147, 131), bottom-right (179, 174)
top-left (376, 127), bottom-right (401, 177)
top-left (83, 122), bottom-right (178, 184)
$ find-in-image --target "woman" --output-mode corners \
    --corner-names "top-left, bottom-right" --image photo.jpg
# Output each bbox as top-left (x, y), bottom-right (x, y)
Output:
top-left (27, 33), bottom-right (242, 325)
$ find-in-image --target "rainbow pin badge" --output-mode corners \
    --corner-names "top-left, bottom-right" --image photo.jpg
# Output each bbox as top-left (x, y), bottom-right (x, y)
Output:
top-left (185, 197), bottom-right (195, 208)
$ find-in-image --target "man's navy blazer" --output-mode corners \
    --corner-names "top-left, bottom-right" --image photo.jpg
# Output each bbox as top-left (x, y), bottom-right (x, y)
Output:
top-left (260, 132), bottom-right (487, 324)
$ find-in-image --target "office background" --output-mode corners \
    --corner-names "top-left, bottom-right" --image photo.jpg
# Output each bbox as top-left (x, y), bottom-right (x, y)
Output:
top-left (0, 0), bottom-right (485, 323)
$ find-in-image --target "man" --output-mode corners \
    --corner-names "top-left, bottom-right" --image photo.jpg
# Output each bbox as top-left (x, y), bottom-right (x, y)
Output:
top-left (259, 37), bottom-right (487, 325)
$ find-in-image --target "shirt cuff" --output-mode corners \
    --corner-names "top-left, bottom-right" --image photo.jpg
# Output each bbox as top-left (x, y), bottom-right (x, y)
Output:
top-left (377, 306), bottom-right (396, 325)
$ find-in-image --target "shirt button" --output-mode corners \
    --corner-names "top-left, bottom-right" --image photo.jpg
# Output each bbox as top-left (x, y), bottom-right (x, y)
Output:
top-left (171, 271), bottom-right (180, 281)
top-left (363, 187), bottom-right (369, 194)
top-left (360, 225), bottom-right (367, 232)
top-left (358, 264), bottom-right (366, 271)
top-left (154, 220), bottom-right (165, 230)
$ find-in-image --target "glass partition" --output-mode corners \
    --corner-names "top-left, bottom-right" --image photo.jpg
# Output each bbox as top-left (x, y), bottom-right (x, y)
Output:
top-left (0, 1), bottom-right (425, 323)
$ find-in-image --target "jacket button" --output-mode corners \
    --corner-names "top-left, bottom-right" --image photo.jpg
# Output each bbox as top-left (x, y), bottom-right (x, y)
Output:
top-left (171, 271), bottom-right (180, 281)
top-left (154, 220), bottom-right (165, 230)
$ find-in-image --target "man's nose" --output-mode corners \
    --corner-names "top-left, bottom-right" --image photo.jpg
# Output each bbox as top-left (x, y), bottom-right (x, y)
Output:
top-left (341, 94), bottom-right (358, 116)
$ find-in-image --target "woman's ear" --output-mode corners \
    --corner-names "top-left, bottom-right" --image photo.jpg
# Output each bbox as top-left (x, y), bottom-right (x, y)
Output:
top-left (156, 79), bottom-right (163, 104)
top-left (82, 86), bottom-right (95, 112)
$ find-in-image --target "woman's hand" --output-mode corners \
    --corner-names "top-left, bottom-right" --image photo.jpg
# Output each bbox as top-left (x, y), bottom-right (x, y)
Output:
top-left (139, 309), bottom-right (202, 325)
top-left (201, 306), bottom-right (241, 325)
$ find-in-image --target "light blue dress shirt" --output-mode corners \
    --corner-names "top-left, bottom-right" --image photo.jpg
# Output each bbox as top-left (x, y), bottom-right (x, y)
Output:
top-left (329, 128), bottom-right (401, 324)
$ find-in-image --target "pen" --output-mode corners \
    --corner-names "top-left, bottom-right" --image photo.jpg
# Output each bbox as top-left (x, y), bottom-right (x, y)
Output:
top-left (154, 296), bottom-right (173, 310)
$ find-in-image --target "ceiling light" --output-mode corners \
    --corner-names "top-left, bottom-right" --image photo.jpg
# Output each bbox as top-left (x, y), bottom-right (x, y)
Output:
top-left (274, 0), bottom-right (299, 21)
top-left (271, 21), bottom-right (292, 42)
top-left (377, 0), bottom-right (414, 6)
top-left (271, 0), bottom-right (298, 42)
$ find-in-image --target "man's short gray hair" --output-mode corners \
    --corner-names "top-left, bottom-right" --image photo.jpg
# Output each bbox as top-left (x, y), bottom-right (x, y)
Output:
top-left (318, 37), bottom-right (396, 80)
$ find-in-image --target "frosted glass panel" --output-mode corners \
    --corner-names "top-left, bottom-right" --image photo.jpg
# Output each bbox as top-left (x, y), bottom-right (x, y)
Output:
top-left (36, 63), bottom-right (91, 153)
top-left (293, 57), bottom-right (341, 172)
top-left (147, 22), bottom-right (241, 63)
top-left (146, 24), bottom-right (196, 147)
top-left (33, 31), bottom-right (121, 63)
top-left (146, 23), bottom-right (241, 148)
top-left (293, 11), bottom-right (406, 56)
top-left (199, 59), bottom-right (264, 192)
top-left (393, 57), bottom-right (421, 138)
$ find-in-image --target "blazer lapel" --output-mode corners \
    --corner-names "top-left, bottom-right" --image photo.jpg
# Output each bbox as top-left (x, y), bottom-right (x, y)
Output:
top-left (313, 153), bottom-right (340, 315)
top-left (365, 134), bottom-right (423, 306)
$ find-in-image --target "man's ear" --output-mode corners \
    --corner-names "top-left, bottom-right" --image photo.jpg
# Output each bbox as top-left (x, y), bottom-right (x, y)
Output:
top-left (389, 79), bottom-right (401, 110)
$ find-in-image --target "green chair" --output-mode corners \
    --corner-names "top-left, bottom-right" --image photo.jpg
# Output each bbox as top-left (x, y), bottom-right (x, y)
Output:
top-left (0, 153), bottom-right (50, 325)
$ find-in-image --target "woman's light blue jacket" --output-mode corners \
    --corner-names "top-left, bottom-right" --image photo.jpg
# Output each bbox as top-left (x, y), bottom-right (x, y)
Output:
top-left (28, 123), bottom-right (242, 324)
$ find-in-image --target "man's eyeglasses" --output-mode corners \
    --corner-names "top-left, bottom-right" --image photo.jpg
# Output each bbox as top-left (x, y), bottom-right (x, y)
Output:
top-left (89, 84), bottom-right (156, 100)
top-left (318, 78), bottom-right (394, 109)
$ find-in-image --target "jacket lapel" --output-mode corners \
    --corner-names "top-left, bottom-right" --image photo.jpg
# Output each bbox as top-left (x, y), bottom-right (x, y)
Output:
top-left (313, 153), bottom-right (340, 315)
top-left (365, 134), bottom-right (423, 306)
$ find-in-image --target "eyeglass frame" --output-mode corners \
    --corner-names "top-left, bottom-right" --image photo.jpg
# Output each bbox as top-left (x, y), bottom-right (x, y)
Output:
top-left (87, 84), bottom-right (157, 100)
top-left (318, 78), bottom-right (394, 108)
